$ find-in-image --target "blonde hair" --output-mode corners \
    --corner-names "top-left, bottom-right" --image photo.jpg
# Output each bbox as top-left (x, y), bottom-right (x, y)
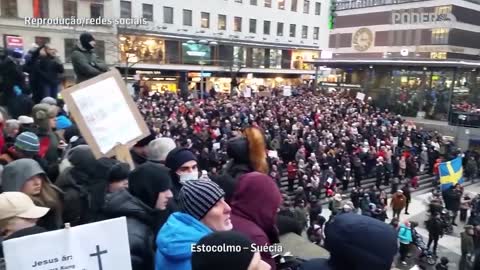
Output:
top-left (30, 179), bottom-right (63, 221)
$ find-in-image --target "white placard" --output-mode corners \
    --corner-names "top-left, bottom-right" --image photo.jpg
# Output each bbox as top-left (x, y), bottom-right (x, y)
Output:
top-left (71, 77), bottom-right (143, 154)
top-left (3, 218), bottom-right (132, 270)
top-left (244, 87), bottom-right (252, 98)
top-left (268, 150), bottom-right (278, 159)
top-left (356, 92), bottom-right (366, 101)
top-left (283, 86), bottom-right (292, 97)
top-left (212, 142), bottom-right (221, 151)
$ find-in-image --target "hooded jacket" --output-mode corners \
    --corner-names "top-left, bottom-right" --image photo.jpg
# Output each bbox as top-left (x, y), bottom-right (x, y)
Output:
top-left (102, 189), bottom-right (161, 270)
top-left (1, 159), bottom-right (63, 230)
top-left (55, 145), bottom-right (106, 225)
top-left (71, 43), bottom-right (108, 83)
top-left (230, 172), bottom-right (282, 270)
top-left (155, 212), bottom-right (212, 270)
top-left (301, 214), bottom-right (398, 270)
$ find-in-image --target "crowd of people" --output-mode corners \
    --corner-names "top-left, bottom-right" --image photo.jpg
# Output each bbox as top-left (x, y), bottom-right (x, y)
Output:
top-left (0, 32), bottom-right (479, 270)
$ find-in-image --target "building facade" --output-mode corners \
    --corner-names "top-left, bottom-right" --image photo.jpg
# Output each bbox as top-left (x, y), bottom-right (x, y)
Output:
top-left (0, 0), bottom-right (118, 84)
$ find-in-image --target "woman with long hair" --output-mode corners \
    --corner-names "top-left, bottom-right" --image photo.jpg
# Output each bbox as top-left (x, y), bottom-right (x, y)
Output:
top-left (2, 158), bottom-right (63, 230)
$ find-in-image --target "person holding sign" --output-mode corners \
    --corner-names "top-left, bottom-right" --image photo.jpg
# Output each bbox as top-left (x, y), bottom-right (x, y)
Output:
top-left (155, 180), bottom-right (232, 270)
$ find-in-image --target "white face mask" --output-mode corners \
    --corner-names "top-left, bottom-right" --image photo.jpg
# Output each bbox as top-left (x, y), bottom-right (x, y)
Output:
top-left (178, 171), bottom-right (199, 184)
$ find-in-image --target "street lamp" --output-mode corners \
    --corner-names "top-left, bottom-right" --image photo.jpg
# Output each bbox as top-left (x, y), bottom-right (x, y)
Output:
top-left (183, 40), bottom-right (218, 100)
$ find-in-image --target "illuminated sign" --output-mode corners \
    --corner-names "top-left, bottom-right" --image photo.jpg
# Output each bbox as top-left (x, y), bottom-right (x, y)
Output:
top-left (5, 36), bottom-right (24, 54)
top-left (392, 12), bottom-right (456, 24)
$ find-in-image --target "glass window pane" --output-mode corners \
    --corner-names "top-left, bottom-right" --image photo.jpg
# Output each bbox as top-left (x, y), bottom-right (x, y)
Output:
top-left (64, 38), bottom-right (77, 63)
top-left (234, 17), bottom-right (242, 32)
top-left (250, 0), bottom-right (257, 5)
top-left (264, 0), bottom-right (271, 7)
top-left (313, 27), bottom-right (319, 40)
top-left (1, 0), bottom-right (17, 17)
top-left (63, 0), bottom-right (77, 18)
top-left (120, 1), bottom-right (131, 18)
top-left (90, 3), bottom-right (103, 19)
top-left (249, 19), bottom-right (256, 33)
top-left (264, 20), bottom-right (270, 35)
top-left (252, 48), bottom-right (265, 68)
top-left (303, 0), bottom-right (310, 14)
top-left (33, 0), bottom-right (48, 18)
top-left (277, 22), bottom-right (283, 36)
top-left (143, 4), bottom-right (153, 21)
top-left (278, 0), bottom-right (285, 9)
top-left (291, 0), bottom-right (297, 11)
top-left (120, 35), bottom-right (165, 64)
top-left (290, 24), bottom-right (296, 37)
top-left (218, 15), bottom-right (227, 30)
top-left (302, 25), bottom-right (308, 38)
top-left (201, 12), bottom-right (210, 28)
top-left (163, 7), bottom-right (173, 24)
top-left (315, 2), bottom-right (321, 15)
top-left (96, 40), bottom-right (105, 61)
top-left (269, 49), bottom-right (282, 69)
top-left (183, 9), bottom-right (192, 26)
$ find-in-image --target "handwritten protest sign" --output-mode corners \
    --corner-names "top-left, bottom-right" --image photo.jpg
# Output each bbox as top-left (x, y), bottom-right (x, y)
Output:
top-left (62, 69), bottom-right (149, 159)
top-left (3, 218), bottom-right (132, 270)
top-left (283, 86), bottom-right (292, 97)
top-left (356, 92), bottom-right (365, 101)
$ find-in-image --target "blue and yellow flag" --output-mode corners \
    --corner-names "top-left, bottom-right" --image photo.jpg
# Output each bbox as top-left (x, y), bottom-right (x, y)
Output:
top-left (439, 157), bottom-right (464, 190)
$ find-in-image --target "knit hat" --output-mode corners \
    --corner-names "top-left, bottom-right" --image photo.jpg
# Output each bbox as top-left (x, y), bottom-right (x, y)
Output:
top-left (108, 162), bottom-right (130, 183)
top-left (128, 163), bottom-right (173, 208)
top-left (40, 97), bottom-right (57, 106)
top-left (178, 180), bottom-right (225, 220)
top-left (147, 137), bottom-right (177, 162)
top-left (32, 104), bottom-right (57, 131)
top-left (79, 32), bottom-right (95, 51)
top-left (56, 115), bottom-right (72, 130)
top-left (18, 115), bottom-right (34, 125)
top-left (192, 231), bottom-right (255, 270)
top-left (14, 132), bottom-right (40, 154)
top-left (165, 148), bottom-right (198, 173)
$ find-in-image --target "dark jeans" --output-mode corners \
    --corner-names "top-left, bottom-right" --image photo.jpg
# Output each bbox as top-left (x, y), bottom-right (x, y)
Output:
top-left (399, 243), bottom-right (410, 261)
top-left (427, 234), bottom-right (439, 255)
top-left (288, 177), bottom-right (295, 192)
top-left (405, 200), bottom-right (410, 213)
top-left (43, 84), bottom-right (58, 99)
top-left (460, 209), bottom-right (468, 222)
top-left (393, 209), bottom-right (401, 219)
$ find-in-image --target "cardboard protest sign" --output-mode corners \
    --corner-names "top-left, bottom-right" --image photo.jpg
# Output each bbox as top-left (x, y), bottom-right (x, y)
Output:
top-left (62, 69), bottom-right (150, 159)
top-left (283, 86), bottom-right (292, 97)
top-left (356, 92), bottom-right (366, 101)
top-left (3, 218), bottom-right (132, 270)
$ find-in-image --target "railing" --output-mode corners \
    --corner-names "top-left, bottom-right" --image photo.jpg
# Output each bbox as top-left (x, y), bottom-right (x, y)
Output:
top-left (335, 0), bottom-right (480, 11)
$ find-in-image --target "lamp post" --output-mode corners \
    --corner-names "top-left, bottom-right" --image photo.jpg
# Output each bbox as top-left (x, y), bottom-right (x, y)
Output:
top-left (183, 39), bottom-right (217, 100)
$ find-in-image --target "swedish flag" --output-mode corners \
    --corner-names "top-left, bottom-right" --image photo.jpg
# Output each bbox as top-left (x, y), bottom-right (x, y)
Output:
top-left (439, 157), bottom-right (464, 190)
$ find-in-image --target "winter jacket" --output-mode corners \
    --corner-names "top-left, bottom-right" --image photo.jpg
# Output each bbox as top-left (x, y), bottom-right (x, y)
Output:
top-left (426, 216), bottom-right (443, 237)
top-left (398, 224), bottom-right (413, 244)
top-left (102, 189), bottom-right (166, 270)
top-left (390, 194), bottom-right (407, 211)
top-left (34, 55), bottom-right (64, 87)
top-left (231, 172), bottom-right (283, 270)
top-left (155, 212), bottom-right (212, 270)
top-left (443, 188), bottom-right (462, 212)
top-left (460, 232), bottom-right (475, 256)
top-left (71, 44), bottom-right (108, 83)
top-left (301, 214), bottom-right (398, 270)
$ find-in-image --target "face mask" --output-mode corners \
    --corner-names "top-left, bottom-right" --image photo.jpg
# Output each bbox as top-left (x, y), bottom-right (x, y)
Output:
top-left (178, 171), bottom-right (199, 184)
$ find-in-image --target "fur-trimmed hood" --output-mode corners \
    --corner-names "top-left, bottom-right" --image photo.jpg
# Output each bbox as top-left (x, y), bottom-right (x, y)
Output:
top-left (226, 127), bottom-right (269, 174)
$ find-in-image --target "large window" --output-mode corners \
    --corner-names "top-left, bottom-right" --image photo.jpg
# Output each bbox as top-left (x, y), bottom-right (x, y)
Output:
top-left (278, 0), bottom-right (285, 9)
top-left (218, 14), bottom-right (227, 30)
top-left (235, 0), bottom-right (243, 2)
top-left (234, 17), bottom-right (242, 32)
top-left (269, 49), bottom-right (282, 69)
top-left (264, 0), bottom-right (271, 7)
top-left (143, 4), bottom-right (153, 21)
top-left (315, 2), bottom-right (321, 15)
top-left (63, 0), bottom-right (77, 18)
top-left (183, 9), bottom-right (192, 26)
top-left (33, 0), bottom-right (48, 18)
top-left (291, 0), bottom-right (298, 11)
top-left (1, 0), bottom-right (17, 17)
top-left (303, 0), bottom-right (310, 14)
top-left (277, 22), bottom-right (284, 36)
top-left (250, 0), bottom-right (257, 5)
top-left (96, 40), bottom-right (105, 61)
top-left (313, 26), bottom-right (319, 40)
top-left (302, 25), bottom-right (308, 38)
top-left (249, 19), bottom-right (257, 33)
top-left (290, 24), bottom-right (296, 37)
top-left (120, 1), bottom-right (131, 18)
top-left (90, 3), bottom-right (103, 19)
top-left (263, 20), bottom-right (271, 35)
top-left (64, 39), bottom-right (77, 63)
top-left (201, 12), bottom-right (210, 28)
top-left (163, 7), bottom-right (173, 24)
top-left (120, 35), bottom-right (165, 64)
top-left (432, 28), bottom-right (449, 44)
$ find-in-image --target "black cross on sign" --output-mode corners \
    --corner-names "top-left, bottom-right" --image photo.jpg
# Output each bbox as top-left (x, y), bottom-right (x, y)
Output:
top-left (89, 245), bottom-right (108, 270)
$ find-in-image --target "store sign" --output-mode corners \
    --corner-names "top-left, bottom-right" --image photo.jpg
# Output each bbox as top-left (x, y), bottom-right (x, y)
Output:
top-left (416, 46), bottom-right (464, 53)
top-left (5, 36), bottom-right (24, 54)
top-left (320, 82), bottom-right (362, 88)
top-left (188, 72), bottom-right (212, 77)
top-left (136, 70), bottom-right (162, 75)
top-left (392, 11), bottom-right (456, 24)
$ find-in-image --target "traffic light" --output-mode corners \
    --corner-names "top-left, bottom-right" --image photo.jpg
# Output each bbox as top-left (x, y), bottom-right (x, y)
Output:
top-left (328, 0), bottom-right (337, 29)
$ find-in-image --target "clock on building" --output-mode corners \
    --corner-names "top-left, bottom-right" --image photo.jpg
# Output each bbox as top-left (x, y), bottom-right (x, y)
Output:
top-left (352, 28), bottom-right (374, 52)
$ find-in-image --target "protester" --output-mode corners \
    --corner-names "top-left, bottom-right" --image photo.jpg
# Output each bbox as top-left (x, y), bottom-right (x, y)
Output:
top-left (443, 184), bottom-right (463, 226)
top-left (398, 220), bottom-right (413, 265)
top-left (165, 147), bottom-right (199, 208)
top-left (155, 180), bottom-right (231, 270)
top-left (191, 231), bottom-right (271, 270)
top-left (31, 44), bottom-right (64, 102)
top-left (230, 172), bottom-right (282, 269)
top-left (1, 159), bottom-right (63, 230)
top-left (102, 162), bottom-right (173, 270)
top-left (147, 137), bottom-right (177, 164)
top-left (130, 133), bottom-right (156, 167)
top-left (391, 190), bottom-right (407, 220)
top-left (426, 212), bottom-right (443, 256)
top-left (459, 225), bottom-right (475, 270)
top-left (106, 162), bottom-right (130, 193)
top-left (71, 32), bottom-right (108, 83)
top-left (301, 213), bottom-right (398, 270)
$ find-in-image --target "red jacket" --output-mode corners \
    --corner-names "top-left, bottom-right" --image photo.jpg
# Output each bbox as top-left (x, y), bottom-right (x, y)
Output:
top-left (231, 172), bottom-right (283, 270)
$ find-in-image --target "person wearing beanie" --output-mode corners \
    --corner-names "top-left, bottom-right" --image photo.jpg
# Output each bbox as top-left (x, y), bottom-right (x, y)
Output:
top-left (107, 162), bottom-right (130, 193)
top-left (230, 172), bottom-right (282, 270)
top-left (101, 162), bottom-right (173, 270)
top-left (191, 231), bottom-right (271, 270)
top-left (165, 147), bottom-right (199, 207)
top-left (130, 131), bottom-right (156, 168)
top-left (155, 180), bottom-right (232, 270)
top-left (147, 137), bottom-right (176, 164)
top-left (301, 214), bottom-right (398, 270)
top-left (71, 32), bottom-right (108, 83)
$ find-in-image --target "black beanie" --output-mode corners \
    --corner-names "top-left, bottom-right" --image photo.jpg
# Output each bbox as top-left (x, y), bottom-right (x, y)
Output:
top-left (165, 148), bottom-right (198, 173)
top-left (108, 162), bottom-right (130, 183)
top-left (192, 231), bottom-right (255, 270)
top-left (128, 163), bottom-right (173, 208)
top-left (79, 32), bottom-right (95, 51)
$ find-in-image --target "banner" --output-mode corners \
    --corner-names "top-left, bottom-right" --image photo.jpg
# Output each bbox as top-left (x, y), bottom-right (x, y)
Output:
top-left (439, 157), bottom-right (464, 190)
